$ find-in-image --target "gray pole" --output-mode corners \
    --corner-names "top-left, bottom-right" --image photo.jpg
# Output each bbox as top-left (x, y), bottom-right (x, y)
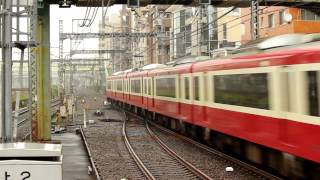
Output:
top-left (13, 49), bottom-right (24, 141)
top-left (13, 0), bottom-right (22, 141)
top-left (251, 0), bottom-right (259, 40)
top-left (0, 0), bottom-right (2, 141)
top-left (1, 0), bottom-right (13, 141)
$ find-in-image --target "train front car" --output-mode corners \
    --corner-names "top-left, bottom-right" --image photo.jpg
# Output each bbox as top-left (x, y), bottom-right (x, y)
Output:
top-left (190, 35), bottom-right (320, 179)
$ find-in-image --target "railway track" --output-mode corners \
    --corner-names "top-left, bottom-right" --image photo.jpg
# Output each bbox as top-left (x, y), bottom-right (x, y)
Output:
top-left (148, 121), bottom-right (282, 180)
top-left (123, 111), bottom-right (211, 180)
top-left (15, 98), bottom-right (61, 117)
top-left (16, 98), bottom-right (61, 140)
top-left (123, 110), bottom-right (281, 180)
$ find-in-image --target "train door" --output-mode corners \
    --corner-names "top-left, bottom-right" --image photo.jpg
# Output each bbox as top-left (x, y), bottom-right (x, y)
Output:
top-left (150, 77), bottom-right (155, 108)
top-left (146, 77), bottom-right (153, 111)
top-left (180, 74), bottom-right (192, 123)
top-left (143, 78), bottom-right (148, 107)
top-left (192, 72), bottom-right (207, 126)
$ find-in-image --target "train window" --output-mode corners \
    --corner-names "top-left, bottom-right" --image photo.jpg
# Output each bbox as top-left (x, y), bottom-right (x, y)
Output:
top-left (307, 71), bottom-right (319, 116)
top-left (184, 77), bottom-right (190, 100)
top-left (125, 80), bottom-right (127, 92)
top-left (107, 81), bottom-right (112, 90)
top-left (148, 79), bottom-right (152, 95)
top-left (117, 80), bottom-right (123, 91)
top-left (156, 78), bottom-right (176, 98)
top-left (144, 79), bottom-right (147, 94)
top-left (131, 79), bottom-right (141, 93)
top-left (214, 73), bottom-right (269, 109)
top-left (194, 76), bottom-right (200, 101)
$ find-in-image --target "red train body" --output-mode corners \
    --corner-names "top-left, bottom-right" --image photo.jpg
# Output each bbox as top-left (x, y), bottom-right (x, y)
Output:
top-left (106, 43), bottom-right (320, 164)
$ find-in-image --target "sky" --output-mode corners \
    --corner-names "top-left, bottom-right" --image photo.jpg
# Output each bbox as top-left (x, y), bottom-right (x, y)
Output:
top-left (9, 4), bottom-right (123, 85)
top-left (50, 4), bottom-right (123, 60)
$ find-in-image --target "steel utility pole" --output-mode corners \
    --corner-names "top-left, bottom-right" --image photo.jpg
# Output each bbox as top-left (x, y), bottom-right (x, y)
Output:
top-left (100, 0), bottom-right (107, 92)
top-left (1, 0), bottom-right (13, 142)
top-left (251, 0), bottom-right (259, 40)
top-left (30, 0), bottom-right (51, 141)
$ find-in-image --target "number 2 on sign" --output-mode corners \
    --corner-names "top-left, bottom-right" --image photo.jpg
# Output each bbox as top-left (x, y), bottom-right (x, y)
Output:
top-left (4, 171), bottom-right (31, 180)
top-left (21, 171), bottom-right (31, 180)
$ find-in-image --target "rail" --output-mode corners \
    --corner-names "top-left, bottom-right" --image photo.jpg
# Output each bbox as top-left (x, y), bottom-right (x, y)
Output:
top-left (123, 111), bottom-right (211, 180)
top-left (122, 112), bottom-right (156, 180)
top-left (16, 98), bottom-right (61, 128)
top-left (14, 98), bottom-right (61, 116)
top-left (79, 126), bottom-right (101, 180)
top-left (148, 121), bottom-right (282, 180)
top-left (146, 122), bottom-right (213, 180)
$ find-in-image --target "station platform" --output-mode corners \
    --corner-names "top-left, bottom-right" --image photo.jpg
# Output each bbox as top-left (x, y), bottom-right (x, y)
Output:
top-left (53, 132), bottom-right (95, 180)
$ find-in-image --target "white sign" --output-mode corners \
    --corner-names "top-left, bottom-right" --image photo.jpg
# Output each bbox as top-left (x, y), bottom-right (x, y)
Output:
top-left (0, 162), bottom-right (61, 180)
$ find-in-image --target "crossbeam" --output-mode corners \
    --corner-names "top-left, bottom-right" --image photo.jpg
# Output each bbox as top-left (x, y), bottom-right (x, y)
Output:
top-left (70, 49), bottom-right (126, 55)
top-left (51, 58), bottom-right (110, 63)
top-left (60, 32), bottom-right (157, 40)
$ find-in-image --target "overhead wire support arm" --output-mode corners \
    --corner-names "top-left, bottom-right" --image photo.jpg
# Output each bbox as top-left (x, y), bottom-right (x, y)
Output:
top-left (60, 32), bottom-right (157, 40)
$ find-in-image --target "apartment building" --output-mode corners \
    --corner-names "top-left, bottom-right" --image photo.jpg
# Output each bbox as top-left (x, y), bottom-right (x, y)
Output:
top-left (130, 5), bottom-right (171, 67)
top-left (241, 7), bottom-right (320, 44)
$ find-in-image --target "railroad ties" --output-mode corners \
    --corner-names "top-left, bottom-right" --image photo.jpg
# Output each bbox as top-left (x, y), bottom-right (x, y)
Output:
top-left (82, 105), bottom-right (281, 180)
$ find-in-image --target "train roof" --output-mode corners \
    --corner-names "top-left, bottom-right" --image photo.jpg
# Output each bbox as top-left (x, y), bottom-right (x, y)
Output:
top-left (192, 47), bottom-right (320, 72)
top-left (148, 63), bottom-right (192, 76)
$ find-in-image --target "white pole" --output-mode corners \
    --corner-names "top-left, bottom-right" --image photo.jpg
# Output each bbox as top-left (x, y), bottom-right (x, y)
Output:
top-left (83, 108), bottom-right (86, 128)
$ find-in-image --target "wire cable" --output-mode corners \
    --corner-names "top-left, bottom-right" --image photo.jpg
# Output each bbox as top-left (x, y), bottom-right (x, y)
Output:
top-left (134, 1), bottom-right (307, 57)
top-left (80, 0), bottom-right (92, 27)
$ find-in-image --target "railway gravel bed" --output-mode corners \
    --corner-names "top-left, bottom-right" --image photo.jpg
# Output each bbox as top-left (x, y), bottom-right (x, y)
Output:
top-left (148, 121), bottom-right (279, 180)
top-left (125, 114), bottom-right (201, 180)
top-left (83, 108), bottom-right (145, 180)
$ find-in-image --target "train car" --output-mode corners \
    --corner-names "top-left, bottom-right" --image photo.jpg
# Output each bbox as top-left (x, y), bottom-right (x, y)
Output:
top-left (192, 47), bottom-right (320, 163)
top-left (126, 70), bottom-right (149, 110)
top-left (107, 34), bottom-right (320, 178)
top-left (148, 64), bottom-right (193, 123)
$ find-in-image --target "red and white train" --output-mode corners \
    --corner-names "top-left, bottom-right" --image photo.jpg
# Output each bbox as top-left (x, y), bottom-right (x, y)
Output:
top-left (106, 34), bottom-right (320, 177)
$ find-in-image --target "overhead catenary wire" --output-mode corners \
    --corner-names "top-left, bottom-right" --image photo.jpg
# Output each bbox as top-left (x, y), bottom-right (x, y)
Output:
top-left (86, 7), bottom-right (99, 27)
top-left (80, 0), bottom-right (92, 27)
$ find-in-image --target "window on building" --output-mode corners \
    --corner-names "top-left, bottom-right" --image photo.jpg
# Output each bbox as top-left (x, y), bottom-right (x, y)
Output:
top-left (201, 23), bottom-right (209, 45)
top-left (307, 71), bottom-right (319, 116)
top-left (279, 10), bottom-right (285, 25)
top-left (301, 9), bottom-right (320, 21)
top-left (185, 24), bottom-right (192, 48)
top-left (186, 10), bottom-right (192, 20)
top-left (214, 73), bottom-right (269, 109)
top-left (156, 78), bottom-right (176, 98)
top-left (194, 76), bottom-right (200, 101)
top-left (131, 79), bottom-right (141, 93)
top-left (268, 14), bottom-right (275, 28)
top-left (184, 77), bottom-right (190, 100)
top-left (223, 23), bottom-right (227, 40)
top-left (180, 10), bottom-right (186, 27)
